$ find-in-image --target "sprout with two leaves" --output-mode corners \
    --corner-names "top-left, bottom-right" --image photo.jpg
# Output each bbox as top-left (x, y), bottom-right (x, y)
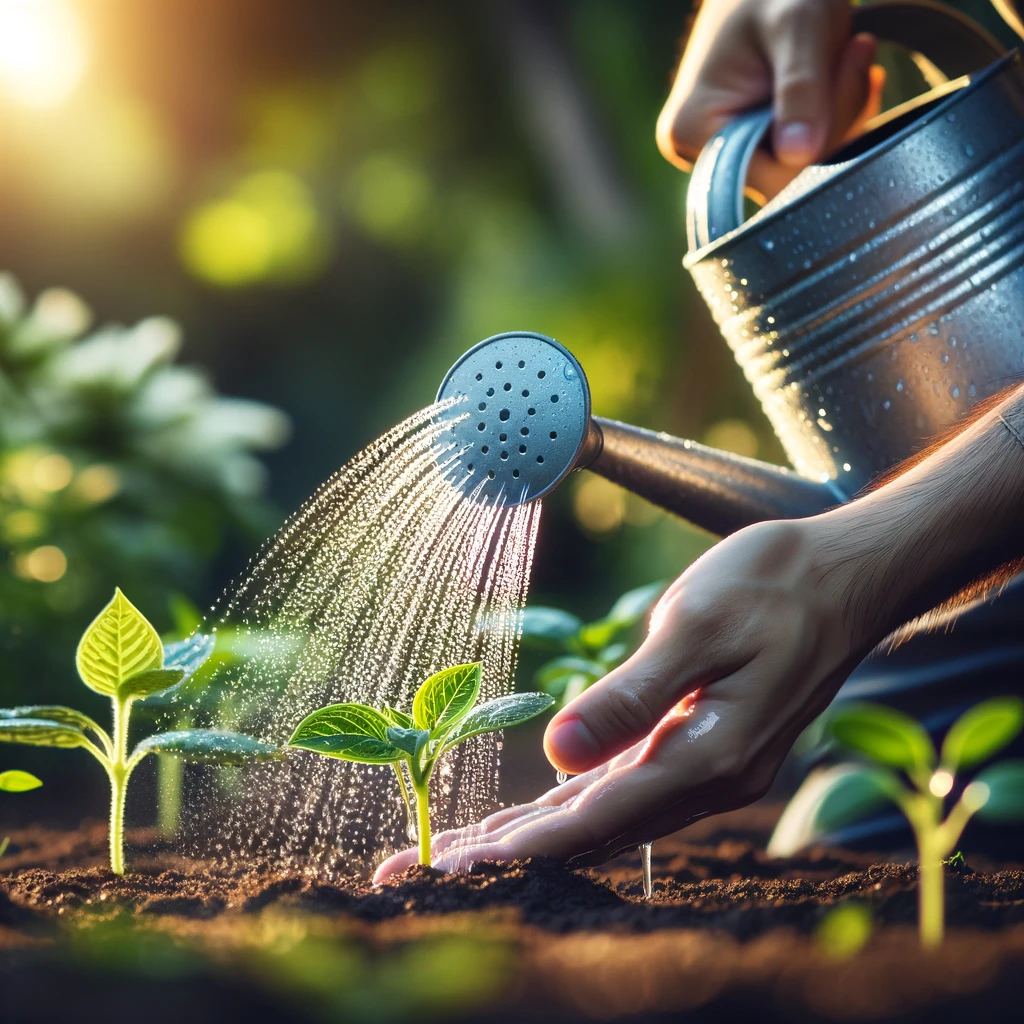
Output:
top-left (289, 663), bottom-right (554, 865)
top-left (0, 589), bottom-right (279, 874)
top-left (769, 698), bottom-right (1024, 947)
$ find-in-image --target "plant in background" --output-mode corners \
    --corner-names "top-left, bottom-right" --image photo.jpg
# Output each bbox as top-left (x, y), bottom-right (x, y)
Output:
top-left (0, 769), bottom-right (42, 858)
top-left (769, 698), bottom-right (1024, 948)
top-left (289, 663), bottom-right (554, 865)
top-left (0, 272), bottom-right (289, 708)
top-left (520, 581), bottom-right (666, 707)
top-left (0, 588), bottom-right (279, 874)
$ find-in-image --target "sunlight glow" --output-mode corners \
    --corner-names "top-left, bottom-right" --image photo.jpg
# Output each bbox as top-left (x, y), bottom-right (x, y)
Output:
top-left (0, 0), bottom-right (89, 108)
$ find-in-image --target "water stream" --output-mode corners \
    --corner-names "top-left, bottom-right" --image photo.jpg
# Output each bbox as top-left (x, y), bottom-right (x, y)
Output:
top-left (169, 400), bottom-right (541, 876)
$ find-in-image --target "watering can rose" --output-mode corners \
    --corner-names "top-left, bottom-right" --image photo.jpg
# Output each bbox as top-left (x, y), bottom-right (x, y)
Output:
top-left (288, 662), bottom-right (554, 866)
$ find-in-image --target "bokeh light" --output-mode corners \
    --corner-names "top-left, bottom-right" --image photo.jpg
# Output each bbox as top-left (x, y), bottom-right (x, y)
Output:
top-left (181, 171), bottom-right (328, 287)
top-left (0, 0), bottom-right (88, 108)
top-left (15, 543), bottom-right (67, 582)
top-left (703, 418), bottom-right (760, 459)
top-left (574, 475), bottom-right (627, 535)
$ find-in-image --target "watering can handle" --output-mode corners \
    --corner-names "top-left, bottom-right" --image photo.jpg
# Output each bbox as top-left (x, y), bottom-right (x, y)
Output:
top-left (685, 0), bottom-right (1007, 251)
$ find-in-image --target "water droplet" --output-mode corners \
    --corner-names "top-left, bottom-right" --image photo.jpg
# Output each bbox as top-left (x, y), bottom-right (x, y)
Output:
top-left (883, 400), bottom-right (891, 410)
top-left (951, 386), bottom-right (960, 399)
top-left (762, 238), bottom-right (775, 251)
top-left (843, 463), bottom-right (851, 472)
top-left (896, 379), bottom-right (904, 392)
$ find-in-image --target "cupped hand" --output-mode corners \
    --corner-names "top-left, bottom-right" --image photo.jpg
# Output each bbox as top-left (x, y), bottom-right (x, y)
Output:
top-left (374, 518), bottom-right (867, 881)
top-left (656, 0), bottom-right (885, 200)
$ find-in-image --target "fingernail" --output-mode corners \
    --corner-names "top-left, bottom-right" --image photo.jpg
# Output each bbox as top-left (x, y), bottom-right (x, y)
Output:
top-left (546, 715), bottom-right (601, 770)
top-left (775, 121), bottom-right (821, 165)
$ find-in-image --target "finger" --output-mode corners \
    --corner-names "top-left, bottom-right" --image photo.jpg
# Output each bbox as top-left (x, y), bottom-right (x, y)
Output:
top-left (757, 0), bottom-right (851, 167)
top-left (543, 597), bottom-right (750, 774)
top-left (373, 846), bottom-right (420, 882)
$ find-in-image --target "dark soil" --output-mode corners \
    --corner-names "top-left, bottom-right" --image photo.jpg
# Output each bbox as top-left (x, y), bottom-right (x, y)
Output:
top-left (3, 808), bottom-right (1024, 1023)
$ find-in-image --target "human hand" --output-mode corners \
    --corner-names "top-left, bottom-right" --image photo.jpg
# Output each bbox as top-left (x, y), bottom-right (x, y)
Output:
top-left (375, 517), bottom-right (866, 877)
top-left (656, 0), bottom-right (885, 200)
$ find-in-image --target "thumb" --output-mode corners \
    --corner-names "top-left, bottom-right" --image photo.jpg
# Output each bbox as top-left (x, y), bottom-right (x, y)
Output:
top-left (543, 607), bottom-right (728, 774)
top-left (757, 1), bottom-right (851, 167)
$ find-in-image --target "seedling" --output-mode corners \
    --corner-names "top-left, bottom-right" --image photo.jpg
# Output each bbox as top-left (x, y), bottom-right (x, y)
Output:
top-left (0, 589), bottom-right (279, 874)
top-left (521, 581), bottom-right (666, 707)
top-left (0, 770), bottom-right (42, 858)
top-left (289, 663), bottom-right (554, 865)
top-left (769, 698), bottom-right (1024, 947)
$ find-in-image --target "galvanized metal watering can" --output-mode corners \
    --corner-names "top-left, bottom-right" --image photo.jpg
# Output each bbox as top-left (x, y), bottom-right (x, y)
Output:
top-left (440, 1), bottom-right (1024, 537)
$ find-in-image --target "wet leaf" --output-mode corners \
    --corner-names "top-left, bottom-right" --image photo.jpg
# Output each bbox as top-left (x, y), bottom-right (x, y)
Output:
top-left (76, 589), bottom-right (163, 697)
top-left (972, 760), bottom-right (1024, 822)
top-left (289, 703), bottom-right (404, 764)
top-left (0, 717), bottom-right (91, 750)
top-left (413, 663), bottom-right (481, 736)
top-left (443, 692), bottom-right (555, 749)
top-left (1, 705), bottom-right (108, 744)
top-left (163, 633), bottom-right (217, 680)
top-left (941, 697), bottom-right (1024, 773)
top-left (828, 703), bottom-right (935, 778)
top-left (385, 726), bottom-right (429, 758)
top-left (0, 769), bottom-right (42, 792)
top-left (119, 668), bottom-right (186, 701)
top-left (134, 729), bottom-right (280, 765)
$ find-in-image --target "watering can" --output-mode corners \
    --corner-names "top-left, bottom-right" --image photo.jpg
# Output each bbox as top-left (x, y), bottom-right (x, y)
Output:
top-left (439, 1), bottom-right (1024, 539)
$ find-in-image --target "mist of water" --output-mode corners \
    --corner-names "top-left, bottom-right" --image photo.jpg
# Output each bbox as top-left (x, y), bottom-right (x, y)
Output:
top-left (169, 400), bottom-right (541, 876)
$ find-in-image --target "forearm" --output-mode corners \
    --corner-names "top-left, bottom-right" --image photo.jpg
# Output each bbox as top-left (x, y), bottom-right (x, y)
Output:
top-left (814, 383), bottom-right (1024, 649)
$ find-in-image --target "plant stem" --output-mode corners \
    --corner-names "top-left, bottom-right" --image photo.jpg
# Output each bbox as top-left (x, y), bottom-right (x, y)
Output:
top-left (391, 762), bottom-right (414, 841)
top-left (413, 780), bottom-right (432, 866)
top-left (108, 696), bottom-right (132, 876)
top-left (108, 762), bottom-right (128, 876)
top-left (918, 835), bottom-right (944, 949)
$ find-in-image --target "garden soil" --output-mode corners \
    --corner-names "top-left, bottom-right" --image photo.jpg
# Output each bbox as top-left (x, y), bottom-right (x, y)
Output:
top-left (2, 806), bottom-right (1023, 1023)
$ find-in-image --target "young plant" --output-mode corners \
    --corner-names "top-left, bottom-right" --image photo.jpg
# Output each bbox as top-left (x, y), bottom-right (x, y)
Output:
top-left (521, 581), bottom-right (666, 707)
top-left (0, 769), bottom-right (42, 858)
top-left (288, 663), bottom-right (554, 865)
top-left (768, 698), bottom-right (1024, 948)
top-left (0, 588), bottom-right (279, 875)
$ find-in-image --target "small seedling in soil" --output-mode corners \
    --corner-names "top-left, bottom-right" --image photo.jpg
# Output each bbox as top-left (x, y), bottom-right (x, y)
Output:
top-left (0, 769), bottom-right (42, 858)
top-left (771, 698), bottom-right (1024, 948)
top-left (0, 588), bottom-right (279, 875)
top-left (289, 662), bottom-right (554, 865)
top-left (521, 581), bottom-right (666, 707)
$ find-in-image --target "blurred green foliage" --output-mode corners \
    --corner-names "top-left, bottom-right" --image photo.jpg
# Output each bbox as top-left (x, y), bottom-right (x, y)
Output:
top-left (520, 580), bottom-right (666, 707)
top-left (0, 273), bottom-right (289, 705)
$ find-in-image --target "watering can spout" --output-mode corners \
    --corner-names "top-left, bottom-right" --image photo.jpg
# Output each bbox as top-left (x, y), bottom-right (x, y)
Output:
top-left (437, 332), bottom-right (845, 536)
top-left (579, 417), bottom-right (842, 536)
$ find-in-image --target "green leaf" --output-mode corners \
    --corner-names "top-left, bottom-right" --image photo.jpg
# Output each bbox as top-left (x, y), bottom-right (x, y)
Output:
top-left (828, 703), bottom-right (936, 777)
top-left (380, 704), bottom-right (414, 729)
top-left (385, 726), bottom-right (429, 758)
top-left (76, 588), bottom-right (164, 697)
top-left (119, 668), bottom-right (186, 701)
top-left (289, 703), bottom-right (404, 764)
top-left (767, 763), bottom-right (906, 857)
top-left (941, 698), bottom-right (1024, 773)
top-left (443, 692), bottom-right (555, 749)
top-left (577, 619), bottom-right (621, 653)
top-left (519, 608), bottom-right (583, 648)
top-left (163, 633), bottom-right (216, 680)
top-left (0, 718), bottom-right (90, 750)
top-left (413, 663), bottom-right (481, 736)
top-left (972, 760), bottom-right (1024, 822)
top-left (536, 656), bottom-right (604, 690)
top-left (134, 729), bottom-right (279, 765)
top-left (1, 705), bottom-right (108, 742)
top-left (605, 581), bottom-right (668, 628)
top-left (0, 770), bottom-right (43, 793)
